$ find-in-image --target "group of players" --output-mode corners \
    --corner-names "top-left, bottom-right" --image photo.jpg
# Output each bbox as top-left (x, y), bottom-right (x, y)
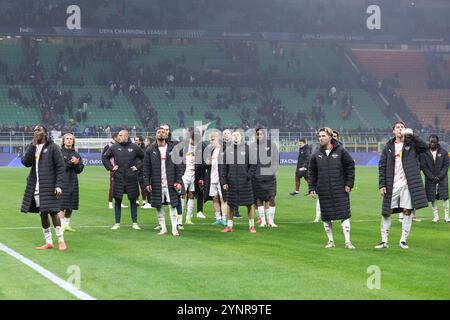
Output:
top-left (20, 120), bottom-right (449, 251)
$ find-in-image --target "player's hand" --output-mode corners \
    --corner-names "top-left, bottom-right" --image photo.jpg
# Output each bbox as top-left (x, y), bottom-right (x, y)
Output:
top-left (379, 187), bottom-right (386, 197)
top-left (309, 190), bottom-right (317, 198)
top-left (223, 184), bottom-right (229, 191)
top-left (198, 180), bottom-right (204, 186)
top-left (345, 186), bottom-right (351, 193)
top-left (146, 185), bottom-right (152, 193)
top-left (70, 156), bottom-right (80, 164)
top-left (54, 187), bottom-right (62, 199)
top-left (402, 128), bottom-right (413, 137)
top-left (174, 183), bottom-right (181, 190)
top-left (130, 166), bottom-right (138, 172)
top-left (112, 165), bottom-right (118, 171)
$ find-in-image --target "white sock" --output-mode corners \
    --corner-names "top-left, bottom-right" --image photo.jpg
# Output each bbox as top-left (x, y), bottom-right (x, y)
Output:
top-left (65, 218), bottom-right (71, 227)
top-left (444, 200), bottom-right (449, 218)
top-left (315, 200), bottom-right (321, 221)
top-left (249, 219), bottom-right (254, 228)
top-left (265, 208), bottom-right (269, 222)
top-left (257, 206), bottom-right (265, 222)
top-left (381, 215), bottom-right (391, 243)
top-left (432, 200), bottom-right (439, 219)
top-left (187, 198), bottom-right (194, 220)
top-left (181, 197), bottom-right (186, 216)
top-left (399, 212), bottom-right (404, 219)
top-left (227, 220), bottom-right (233, 228)
top-left (169, 206), bottom-right (178, 232)
top-left (323, 221), bottom-right (333, 242)
top-left (177, 214), bottom-right (183, 225)
top-left (214, 212), bottom-right (221, 220)
top-left (341, 219), bottom-right (351, 243)
top-left (400, 214), bottom-right (412, 243)
top-left (157, 208), bottom-right (167, 232)
top-left (55, 226), bottom-right (64, 242)
top-left (43, 228), bottom-right (53, 245)
top-left (268, 207), bottom-right (276, 223)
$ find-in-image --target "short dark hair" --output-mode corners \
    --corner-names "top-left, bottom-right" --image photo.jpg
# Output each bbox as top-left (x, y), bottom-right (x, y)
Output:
top-left (332, 130), bottom-right (340, 139)
top-left (112, 132), bottom-right (119, 139)
top-left (428, 134), bottom-right (439, 142)
top-left (392, 121), bottom-right (406, 130)
top-left (299, 138), bottom-right (306, 143)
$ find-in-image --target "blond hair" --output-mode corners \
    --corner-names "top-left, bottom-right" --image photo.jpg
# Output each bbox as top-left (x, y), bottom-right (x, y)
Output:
top-left (318, 127), bottom-right (334, 138)
top-left (61, 133), bottom-right (76, 149)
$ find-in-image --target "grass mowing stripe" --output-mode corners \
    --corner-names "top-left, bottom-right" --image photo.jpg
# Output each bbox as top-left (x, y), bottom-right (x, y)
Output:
top-left (0, 242), bottom-right (96, 300)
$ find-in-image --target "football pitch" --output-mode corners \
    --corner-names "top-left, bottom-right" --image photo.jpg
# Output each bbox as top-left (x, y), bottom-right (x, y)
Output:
top-left (0, 166), bottom-right (449, 300)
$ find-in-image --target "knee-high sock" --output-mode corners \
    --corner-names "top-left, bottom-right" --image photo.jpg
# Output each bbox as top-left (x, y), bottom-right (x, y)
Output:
top-left (341, 219), bottom-right (351, 243)
top-left (55, 226), bottom-right (64, 242)
top-left (315, 200), bottom-right (321, 221)
top-left (400, 214), bottom-right (412, 243)
top-left (323, 221), bottom-right (333, 242)
top-left (432, 200), bottom-right (439, 219)
top-left (257, 206), bottom-right (265, 222)
top-left (444, 200), bottom-right (449, 219)
top-left (169, 206), bottom-right (178, 232)
top-left (381, 215), bottom-right (391, 243)
top-left (268, 207), bottom-right (276, 223)
top-left (186, 198), bottom-right (194, 220)
top-left (42, 228), bottom-right (53, 245)
top-left (157, 208), bottom-right (167, 232)
top-left (181, 197), bottom-right (186, 215)
top-left (177, 198), bottom-right (185, 224)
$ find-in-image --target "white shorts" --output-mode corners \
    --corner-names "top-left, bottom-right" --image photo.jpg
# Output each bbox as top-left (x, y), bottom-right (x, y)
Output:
top-left (182, 175), bottom-right (195, 192)
top-left (391, 185), bottom-right (413, 210)
top-left (209, 183), bottom-right (223, 198)
top-left (162, 187), bottom-right (171, 204)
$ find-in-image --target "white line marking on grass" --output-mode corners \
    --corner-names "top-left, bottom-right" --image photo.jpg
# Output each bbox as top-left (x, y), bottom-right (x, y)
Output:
top-left (0, 219), bottom-right (393, 230)
top-left (0, 242), bottom-right (96, 300)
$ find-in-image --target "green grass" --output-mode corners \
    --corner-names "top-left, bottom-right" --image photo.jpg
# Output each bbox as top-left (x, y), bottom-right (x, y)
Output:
top-left (0, 166), bottom-right (449, 300)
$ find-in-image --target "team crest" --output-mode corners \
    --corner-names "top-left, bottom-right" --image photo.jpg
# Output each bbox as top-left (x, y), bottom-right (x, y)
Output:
top-left (118, 148), bottom-right (122, 151)
top-left (438, 153), bottom-right (442, 157)
top-left (43, 149), bottom-right (48, 153)
top-left (128, 148), bottom-right (133, 152)
top-left (332, 154), bottom-right (338, 159)
top-left (405, 146), bottom-right (410, 151)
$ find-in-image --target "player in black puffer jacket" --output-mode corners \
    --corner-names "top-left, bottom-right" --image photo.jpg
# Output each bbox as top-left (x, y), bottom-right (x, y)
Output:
top-left (309, 127), bottom-right (355, 249)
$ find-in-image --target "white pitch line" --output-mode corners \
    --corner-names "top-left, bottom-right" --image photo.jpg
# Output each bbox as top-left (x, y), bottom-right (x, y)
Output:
top-left (0, 242), bottom-right (96, 300)
top-left (0, 219), bottom-right (407, 230)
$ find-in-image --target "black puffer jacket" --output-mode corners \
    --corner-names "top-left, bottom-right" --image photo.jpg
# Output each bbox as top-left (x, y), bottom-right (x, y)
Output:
top-left (102, 141), bottom-right (144, 200)
top-left (296, 144), bottom-right (311, 176)
top-left (143, 142), bottom-right (182, 209)
top-left (379, 135), bottom-right (428, 215)
top-left (250, 139), bottom-right (279, 201)
top-left (221, 142), bottom-right (256, 207)
top-left (308, 140), bottom-right (355, 221)
top-left (60, 147), bottom-right (84, 210)
top-left (419, 146), bottom-right (449, 202)
top-left (21, 140), bottom-right (65, 213)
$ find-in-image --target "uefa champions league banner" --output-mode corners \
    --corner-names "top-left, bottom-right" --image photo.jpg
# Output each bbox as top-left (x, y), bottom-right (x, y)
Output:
top-left (0, 152), bottom-right (381, 167)
top-left (2, 26), bottom-right (449, 44)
